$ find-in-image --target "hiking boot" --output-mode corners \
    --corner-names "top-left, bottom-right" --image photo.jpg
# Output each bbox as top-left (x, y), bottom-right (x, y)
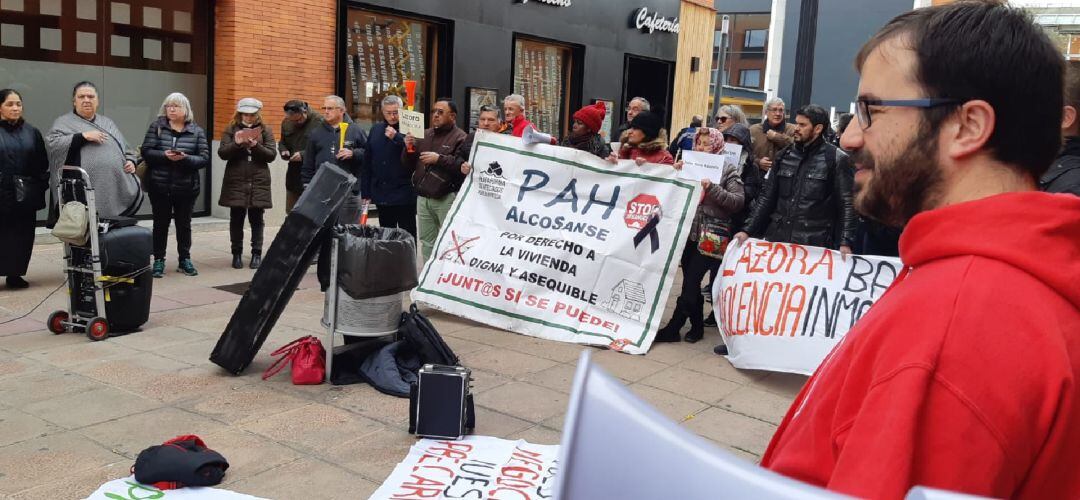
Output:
top-left (684, 324), bottom-right (704, 343)
top-left (249, 253), bottom-right (262, 269)
top-left (152, 259), bottom-right (165, 278)
top-left (177, 258), bottom-right (198, 276)
top-left (5, 276), bottom-right (29, 288)
top-left (231, 254), bottom-right (243, 269)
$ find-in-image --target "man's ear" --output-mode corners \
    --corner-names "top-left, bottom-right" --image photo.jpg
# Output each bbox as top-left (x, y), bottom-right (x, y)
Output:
top-left (942, 99), bottom-right (995, 160)
top-left (1062, 105), bottom-right (1078, 134)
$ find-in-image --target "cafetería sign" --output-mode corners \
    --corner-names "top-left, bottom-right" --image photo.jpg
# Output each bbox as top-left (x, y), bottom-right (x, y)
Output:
top-left (632, 7), bottom-right (680, 34)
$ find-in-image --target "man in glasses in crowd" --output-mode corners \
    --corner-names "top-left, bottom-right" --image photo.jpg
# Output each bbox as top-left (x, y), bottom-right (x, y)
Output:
top-left (403, 99), bottom-right (468, 262)
top-left (760, 2), bottom-right (1080, 498)
top-left (616, 96), bottom-right (650, 141)
top-left (279, 100), bottom-right (323, 212)
top-left (749, 97), bottom-right (796, 172)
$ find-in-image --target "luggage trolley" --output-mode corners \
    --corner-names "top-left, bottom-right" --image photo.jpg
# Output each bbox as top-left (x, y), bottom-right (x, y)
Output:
top-left (46, 166), bottom-right (149, 341)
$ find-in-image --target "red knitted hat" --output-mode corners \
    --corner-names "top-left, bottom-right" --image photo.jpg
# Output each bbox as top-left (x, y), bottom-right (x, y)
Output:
top-left (573, 101), bottom-right (606, 134)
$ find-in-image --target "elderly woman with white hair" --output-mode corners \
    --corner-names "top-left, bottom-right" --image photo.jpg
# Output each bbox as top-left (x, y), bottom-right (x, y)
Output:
top-left (141, 92), bottom-right (210, 278)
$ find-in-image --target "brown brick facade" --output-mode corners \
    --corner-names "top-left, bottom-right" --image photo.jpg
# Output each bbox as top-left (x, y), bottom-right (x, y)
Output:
top-left (212, 0), bottom-right (337, 137)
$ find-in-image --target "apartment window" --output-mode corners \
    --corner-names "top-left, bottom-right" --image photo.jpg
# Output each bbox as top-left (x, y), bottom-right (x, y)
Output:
top-left (743, 28), bottom-right (767, 49)
top-left (739, 69), bottom-right (761, 88)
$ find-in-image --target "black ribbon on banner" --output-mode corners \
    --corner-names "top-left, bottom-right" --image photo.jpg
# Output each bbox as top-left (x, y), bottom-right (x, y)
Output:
top-left (633, 211), bottom-right (662, 253)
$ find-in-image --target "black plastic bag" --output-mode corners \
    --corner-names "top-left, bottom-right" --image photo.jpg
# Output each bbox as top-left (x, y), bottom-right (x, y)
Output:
top-left (335, 225), bottom-right (418, 300)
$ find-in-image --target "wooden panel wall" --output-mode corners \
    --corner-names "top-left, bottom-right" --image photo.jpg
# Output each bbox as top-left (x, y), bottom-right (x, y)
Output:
top-left (671, 0), bottom-right (715, 134)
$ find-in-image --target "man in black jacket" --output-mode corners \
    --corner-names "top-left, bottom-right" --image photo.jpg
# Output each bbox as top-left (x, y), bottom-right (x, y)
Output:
top-left (734, 104), bottom-right (857, 255)
top-left (362, 95), bottom-right (416, 238)
top-left (302, 95), bottom-right (366, 290)
top-left (279, 100), bottom-right (322, 212)
top-left (1042, 60), bottom-right (1080, 197)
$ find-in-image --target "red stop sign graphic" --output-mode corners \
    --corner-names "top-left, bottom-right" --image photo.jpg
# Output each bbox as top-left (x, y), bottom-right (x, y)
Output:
top-left (624, 194), bottom-right (660, 229)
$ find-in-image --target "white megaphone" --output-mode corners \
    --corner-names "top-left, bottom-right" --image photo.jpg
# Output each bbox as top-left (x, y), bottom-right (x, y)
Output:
top-left (522, 125), bottom-right (553, 145)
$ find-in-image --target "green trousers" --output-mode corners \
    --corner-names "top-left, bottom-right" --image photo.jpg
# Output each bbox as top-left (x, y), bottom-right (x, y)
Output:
top-left (417, 192), bottom-right (457, 263)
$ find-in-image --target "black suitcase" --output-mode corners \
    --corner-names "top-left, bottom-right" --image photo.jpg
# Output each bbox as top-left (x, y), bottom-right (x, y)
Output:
top-left (99, 222), bottom-right (153, 332)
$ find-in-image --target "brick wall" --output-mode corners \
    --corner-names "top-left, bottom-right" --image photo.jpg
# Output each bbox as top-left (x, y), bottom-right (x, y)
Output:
top-left (212, 0), bottom-right (337, 138)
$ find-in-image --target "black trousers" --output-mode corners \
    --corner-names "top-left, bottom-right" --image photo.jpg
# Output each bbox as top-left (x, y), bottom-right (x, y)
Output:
top-left (230, 207), bottom-right (265, 255)
top-left (676, 241), bottom-right (721, 324)
top-left (0, 209), bottom-right (36, 276)
top-left (149, 193), bottom-right (196, 261)
top-left (376, 203), bottom-right (417, 240)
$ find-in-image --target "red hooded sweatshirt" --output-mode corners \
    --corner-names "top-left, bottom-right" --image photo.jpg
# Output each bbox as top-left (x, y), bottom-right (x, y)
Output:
top-left (762, 191), bottom-right (1080, 499)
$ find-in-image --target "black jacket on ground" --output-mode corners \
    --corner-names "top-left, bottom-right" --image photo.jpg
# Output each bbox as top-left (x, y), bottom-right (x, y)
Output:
top-left (141, 117), bottom-right (210, 197)
top-left (0, 118), bottom-right (49, 213)
top-left (742, 136), bottom-right (857, 249)
top-left (1041, 136), bottom-right (1080, 197)
top-left (301, 120), bottom-right (366, 194)
top-left (361, 122), bottom-right (415, 206)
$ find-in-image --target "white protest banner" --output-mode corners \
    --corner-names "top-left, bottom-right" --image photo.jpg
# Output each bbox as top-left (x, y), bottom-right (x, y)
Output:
top-left (85, 477), bottom-right (264, 499)
top-left (712, 238), bottom-right (903, 375)
top-left (399, 109), bottom-right (425, 139)
top-left (678, 150), bottom-right (727, 183)
top-left (369, 437), bottom-right (560, 500)
top-left (412, 131), bottom-right (700, 354)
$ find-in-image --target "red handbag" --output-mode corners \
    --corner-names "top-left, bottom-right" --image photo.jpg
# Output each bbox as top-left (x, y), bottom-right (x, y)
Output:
top-left (262, 336), bottom-right (326, 385)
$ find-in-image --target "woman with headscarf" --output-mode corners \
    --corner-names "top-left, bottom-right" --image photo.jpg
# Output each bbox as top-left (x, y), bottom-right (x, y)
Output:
top-left (655, 127), bottom-right (744, 343)
top-left (606, 110), bottom-right (674, 165)
top-left (45, 82), bottom-right (141, 219)
top-left (141, 92), bottom-right (210, 278)
top-left (561, 102), bottom-right (612, 159)
top-left (0, 89), bottom-right (49, 289)
top-left (218, 98), bottom-right (275, 270)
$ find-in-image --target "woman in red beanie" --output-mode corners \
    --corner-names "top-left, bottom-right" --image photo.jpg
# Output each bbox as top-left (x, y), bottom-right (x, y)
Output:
top-left (560, 102), bottom-right (612, 159)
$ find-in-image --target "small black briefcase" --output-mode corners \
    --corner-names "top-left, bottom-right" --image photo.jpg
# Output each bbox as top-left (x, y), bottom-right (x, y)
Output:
top-left (409, 364), bottom-right (475, 440)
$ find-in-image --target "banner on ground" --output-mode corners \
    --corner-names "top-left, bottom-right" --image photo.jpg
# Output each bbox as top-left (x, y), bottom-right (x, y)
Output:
top-left (85, 477), bottom-right (264, 499)
top-left (369, 436), bottom-right (560, 500)
top-left (712, 238), bottom-right (903, 375)
top-left (411, 131), bottom-right (700, 354)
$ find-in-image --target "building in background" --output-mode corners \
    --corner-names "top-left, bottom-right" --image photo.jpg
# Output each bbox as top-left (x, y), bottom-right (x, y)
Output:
top-left (1032, 9), bottom-right (1080, 61)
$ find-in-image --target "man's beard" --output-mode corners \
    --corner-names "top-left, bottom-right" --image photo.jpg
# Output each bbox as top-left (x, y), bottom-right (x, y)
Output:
top-left (850, 127), bottom-right (943, 227)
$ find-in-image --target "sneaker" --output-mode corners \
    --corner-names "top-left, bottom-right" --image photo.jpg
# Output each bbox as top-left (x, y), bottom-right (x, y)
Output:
top-left (177, 258), bottom-right (198, 276)
top-left (703, 312), bottom-right (717, 327)
top-left (152, 259), bottom-right (165, 278)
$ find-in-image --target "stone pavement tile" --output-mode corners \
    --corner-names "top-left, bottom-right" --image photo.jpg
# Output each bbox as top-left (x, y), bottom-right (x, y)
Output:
top-left (70, 352), bottom-right (194, 392)
top-left (0, 329), bottom-right (86, 353)
top-left (469, 368), bottom-right (511, 396)
top-left (0, 317), bottom-right (46, 336)
top-left (241, 404), bottom-right (384, 455)
top-left (478, 382), bottom-right (568, 424)
top-left (473, 406), bottom-right (534, 438)
top-left (519, 363), bottom-right (578, 394)
top-left (425, 310), bottom-right (483, 336)
top-left (133, 364), bottom-right (248, 403)
top-left (588, 349), bottom-right (668, 382)
top-left (187, 383), bottom-right (312, 425)
top-left (681, 407), bottom-right (777, 457)
top-left (461, 347), bottom-right (559, 378)
top-left (756, 372), bottom-right (810, 398)
top-left (444, 324), bottom-right (525, 347)
top-left (0, 408), bottom-right (62, 447)
top-left (540, 413), bottom-right (565, 432)
top-left (680, 352), bottom-right (771, 384)
top-left (79, 407), bottom-right (230, 458)
top-left (509, 425), bottom-right (564, 446)
top-left (0, 354), bottom-right (46, 380)
top-left (716, 385), bottom-right (795, 425)
top-left (0, 431), bottom-right (126, 495)
top-left (323, 384), bottom-right (411, 426)
top-left (21, 385), bottom-right (161, 430)
top-left (176, 314), bottom-right (231, 335)
top-left (638, 366), bottom-right (742, 405)
top-left (628, 384), bottom-right (711, 423)
top-left (0, 369), bottom-right (107, 407)
top-left (10, 462), bottom-right (129, 500)
top-left (149, 296), bottom-right (190, 313)
top-left (203, 427), bottom-right (305, 484)
top-left (643, 339), bottom-right (712, 366)
top-left (443, 336), bottom-right (491, 356)
top-left (22, 338), bottom-right (142, 369)
top-left (321, 427), bottom-right (415, 483)
top-left (154, 339), bottom-right (219, 366)
top-left (502, 336), bottom-right (589, 363)
top-left (107, 325), bottom-right (213, 351)
top-left (721, 444), bottom-right (763, 464)
top-left (160, 286), bottom-right (243, 307)
top-left (229, 457), bottom-right (379, 500)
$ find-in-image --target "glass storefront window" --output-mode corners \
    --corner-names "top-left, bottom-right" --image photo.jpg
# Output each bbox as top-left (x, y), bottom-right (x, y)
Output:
top-left (344, 8), bottom-right (438, 131)
top-left (513, 37), bottom-right (572, 138)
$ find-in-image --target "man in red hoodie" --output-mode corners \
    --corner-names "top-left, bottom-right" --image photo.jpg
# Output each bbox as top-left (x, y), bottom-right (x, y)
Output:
top-left (500, 94), bottom-right (534, 138)
top-left (761, 2), bottom-right (1080, 499)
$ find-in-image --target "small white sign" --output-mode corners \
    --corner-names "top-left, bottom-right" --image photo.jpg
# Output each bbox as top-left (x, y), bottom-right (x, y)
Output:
top-left (399, 109), bottom-right (425, 139)
top-left (679, 146), bottom-right (741, 183)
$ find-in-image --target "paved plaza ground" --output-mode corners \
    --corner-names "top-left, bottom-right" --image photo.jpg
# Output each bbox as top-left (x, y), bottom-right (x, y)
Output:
top-left (0, 221), bottom-right (807, 499)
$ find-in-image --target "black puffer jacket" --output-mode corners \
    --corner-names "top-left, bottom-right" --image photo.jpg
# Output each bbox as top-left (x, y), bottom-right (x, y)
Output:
top-left (1041, 136), bottom-right (1080, 197)
top-left (743, 136), bottom-right (857, 249)
top-left (141, 117), bottom-right (210, 196)
top-left (723, 123), bottom-right (762, 229)
top-left (0, 119), bottom-right (49, 213)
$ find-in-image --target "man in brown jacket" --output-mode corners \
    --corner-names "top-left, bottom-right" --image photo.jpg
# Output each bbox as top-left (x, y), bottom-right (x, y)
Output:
top-left (403, 98), bottom-right (467, 261)
top-left (749, 97), bottom-right (797, 172)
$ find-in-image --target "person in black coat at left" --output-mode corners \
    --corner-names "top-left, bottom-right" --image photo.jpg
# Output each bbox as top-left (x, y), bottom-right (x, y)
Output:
top-left (0, 89), bottom-right (49, 289)
top-left (141, 92), bottom-right (210, 278)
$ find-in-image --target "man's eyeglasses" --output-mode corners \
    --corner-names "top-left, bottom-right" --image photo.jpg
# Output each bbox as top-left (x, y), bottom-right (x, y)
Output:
top-left (855, 98), bottom-right (963, 129)
top-left (321, 106), bottom-right (340, 111)
top-left (432, 109), bottom-right (447, 115)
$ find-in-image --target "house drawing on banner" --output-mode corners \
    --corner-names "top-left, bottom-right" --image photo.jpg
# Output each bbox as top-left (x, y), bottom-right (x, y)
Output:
top-left (601, 279), bottom-right (647, 322)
